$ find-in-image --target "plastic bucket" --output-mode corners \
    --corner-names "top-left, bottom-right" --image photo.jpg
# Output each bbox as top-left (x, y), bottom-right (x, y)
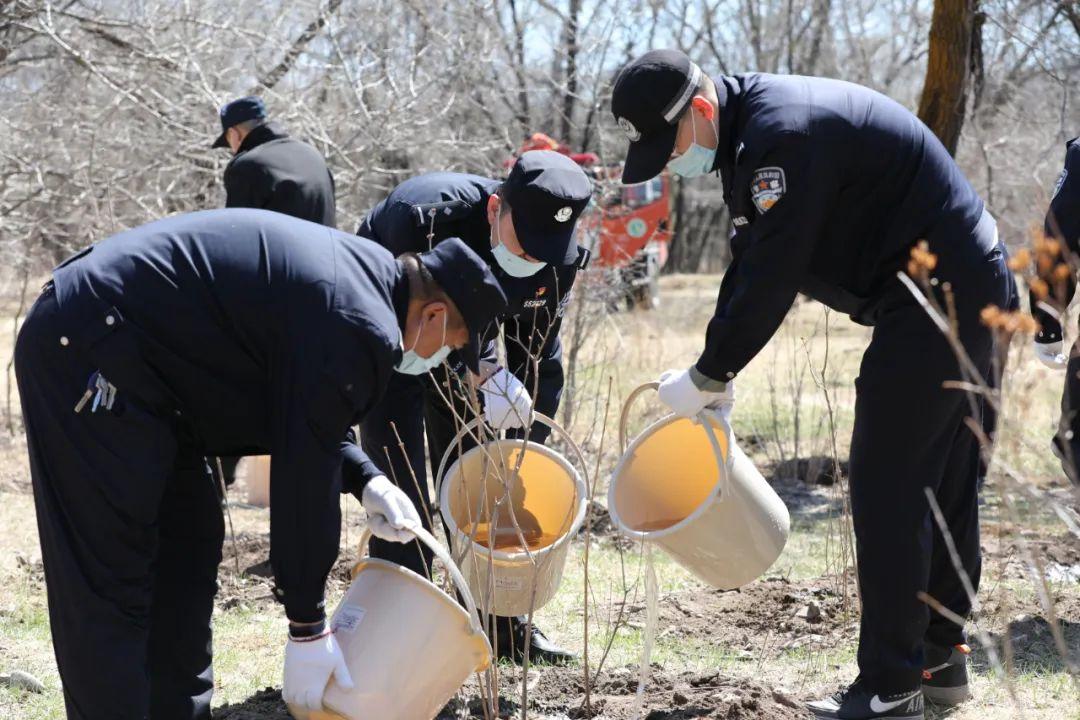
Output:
top-left (238, 455), bottom-right (271, 507)
top-left (437, 414), bottom-right (588, 617)
top-left (608, 383), bottom-right (790, 589)
top-left (287, 527), bottom-right (491, 720)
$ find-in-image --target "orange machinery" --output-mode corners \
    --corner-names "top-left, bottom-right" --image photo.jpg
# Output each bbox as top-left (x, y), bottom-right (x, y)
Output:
top-left (514, 134), bottom-right (673, 309)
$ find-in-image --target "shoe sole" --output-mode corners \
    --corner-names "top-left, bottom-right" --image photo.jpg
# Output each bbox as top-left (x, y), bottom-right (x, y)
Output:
top-left (808, 712), bottom-right (922, 720)
top-left (923, 683), bottom-right (971, 705)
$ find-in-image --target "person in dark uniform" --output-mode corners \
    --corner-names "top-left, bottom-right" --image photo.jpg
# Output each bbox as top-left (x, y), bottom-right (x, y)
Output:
top-left (213, 95), bottom-right (338, 487)
top-left (14, 208), bottom-right (508, 720)
top-left (611, 50), bottom-right (1017, 720)
top-left (214, 96), bottom-right (337, 227)
top-left (356, 150), bottom-right (592, 665)
top-left (1031, 138), bottom-right (1080, 480)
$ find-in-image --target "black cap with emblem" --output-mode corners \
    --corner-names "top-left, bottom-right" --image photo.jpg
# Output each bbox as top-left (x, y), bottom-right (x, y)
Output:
top-left (501, 150), bottom-right (592, 267)
top-left (611, 49), bottom-right (703, 184)
top-left (418, 237), bottom-right (508, 373)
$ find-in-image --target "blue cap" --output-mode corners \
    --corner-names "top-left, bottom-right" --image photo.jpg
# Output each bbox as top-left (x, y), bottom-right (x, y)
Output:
top-left (502, 150), bottom-right (592, 266)
top-left (212, 96), bottom-right (267, 148)
top-left (418, 238), bottom-right (508, 372)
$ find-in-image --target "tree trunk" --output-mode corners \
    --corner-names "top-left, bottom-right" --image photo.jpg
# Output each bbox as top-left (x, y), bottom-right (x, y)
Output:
top-left (917, 0), bottom-right (976, 156)
top-left (558, 0), bottom-right (581, 144)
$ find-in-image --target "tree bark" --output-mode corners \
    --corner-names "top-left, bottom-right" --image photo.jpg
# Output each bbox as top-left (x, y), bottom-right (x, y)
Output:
top-left (917, 0), bottom-right (976, 156)
top-left (558, 0), bottom-right (581, 144)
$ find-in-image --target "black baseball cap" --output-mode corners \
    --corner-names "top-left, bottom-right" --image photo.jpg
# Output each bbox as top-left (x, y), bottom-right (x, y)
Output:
top-left (501, 150), bottom-right (592, 266)
top-left (611, 49), bottom-right (703, 184)
top-left (212, 96), bottom-right (267, 148)
top-left (419, 237), bottom-right (509, 372)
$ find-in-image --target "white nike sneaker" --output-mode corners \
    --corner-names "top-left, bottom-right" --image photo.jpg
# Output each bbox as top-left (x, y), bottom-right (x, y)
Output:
top-left (807, 677), bottom-right (924, 720)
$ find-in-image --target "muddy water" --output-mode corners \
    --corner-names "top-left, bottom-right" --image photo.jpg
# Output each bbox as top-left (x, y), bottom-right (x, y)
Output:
top-left (629, 516), bottom-right (685, 533)
top-left (462, 522), bottom-right (560, 552)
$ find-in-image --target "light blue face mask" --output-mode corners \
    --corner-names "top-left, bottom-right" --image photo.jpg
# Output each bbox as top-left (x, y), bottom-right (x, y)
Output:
top-left (395, 315), bottom-right (451, 375)
top-left (667, 110), bottom-right (717, 179)
top-left (491, 219), bottom-right (546, 278)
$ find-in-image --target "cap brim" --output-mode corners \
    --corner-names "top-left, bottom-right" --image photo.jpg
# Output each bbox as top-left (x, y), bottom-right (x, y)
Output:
top-left (212, 132), bottom-right (228, 149)
top-left (515, 222), bottom-right (579, 267)
top-left (621, 123), bottom-right (678, 185)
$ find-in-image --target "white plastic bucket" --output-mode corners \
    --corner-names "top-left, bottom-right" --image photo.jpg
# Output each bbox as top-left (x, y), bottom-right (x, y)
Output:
top-left (437, 414), bottom-right (588, 618)
top-left (287, 527), bottom-right (490, 720)
top-left (608, 383), bottom-right (790, 589)
top-left (237, 455), bottom-right (271, 507)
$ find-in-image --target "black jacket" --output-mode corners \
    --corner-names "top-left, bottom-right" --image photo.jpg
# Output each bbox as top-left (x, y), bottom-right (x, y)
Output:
top-left (51, 209), bottom-right (405, 622)
top-left (357, 172), bottom-right (587, 441)
top-left (224, 122), bottom-right (337, 228)
top-left (1033, 137), bottom-right (1079, 343)
top-left (697, 73), bottom-right (987, 384)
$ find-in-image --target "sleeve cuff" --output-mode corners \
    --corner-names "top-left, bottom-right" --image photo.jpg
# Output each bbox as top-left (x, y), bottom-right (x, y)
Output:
top-left (340, 434), bottom-right (382, 496)
top-left (274, 585), bottom-right (327, 624)
top-left (690, 364), bottom-right (730, 392)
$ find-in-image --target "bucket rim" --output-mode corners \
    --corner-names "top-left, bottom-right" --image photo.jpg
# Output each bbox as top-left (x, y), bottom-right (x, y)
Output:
top-left (439, 438), bottom-right (588, 561)
top-left (607, 411), bottom-right (731, 542)
top-left (348, 557), bottom-right (494, 664)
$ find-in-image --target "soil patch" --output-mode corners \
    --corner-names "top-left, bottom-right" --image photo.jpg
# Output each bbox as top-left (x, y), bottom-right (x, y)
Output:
top-left (215, 667), bottom-right (809, 719)
top-left (625, 577), bottom-right (858, 655)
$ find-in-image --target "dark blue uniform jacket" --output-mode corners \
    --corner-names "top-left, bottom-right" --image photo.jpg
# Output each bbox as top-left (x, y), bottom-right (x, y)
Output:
top-left (50, 208), bottom-right (404, 621)
top-left (699, 73), bottom-right (987, 383)
top-left (1033, 138), bottom-right (1079, 343)
top-left (357, 172), bottom-right (587, 441)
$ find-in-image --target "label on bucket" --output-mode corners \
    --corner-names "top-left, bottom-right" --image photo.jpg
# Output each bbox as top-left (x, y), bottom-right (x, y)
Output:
top-left (495, 576), bottom-right (524, 591)
top-left (332, 604), bottom-right (367, 634)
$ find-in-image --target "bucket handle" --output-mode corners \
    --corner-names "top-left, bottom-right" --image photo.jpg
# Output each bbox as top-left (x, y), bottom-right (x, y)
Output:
top-left (433, 413), bottom-right (590, 502)
top-left (618, 381), bottom-right (732, 501)
top-left (356, 525), bottom-right (486, 638)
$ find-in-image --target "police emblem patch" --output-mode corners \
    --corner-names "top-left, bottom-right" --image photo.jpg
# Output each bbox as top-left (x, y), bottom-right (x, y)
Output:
top-left (750, 167), bottom-right (786, 214)
top-left (1053, 168), bottom-right (1068, 199)
top-left (618, 117), bottom-right (641, 142)
top-left (555, 206), bottom-right (573, 222)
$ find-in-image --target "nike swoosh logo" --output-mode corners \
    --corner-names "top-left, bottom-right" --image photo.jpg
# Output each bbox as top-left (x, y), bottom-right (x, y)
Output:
top-left (869, 691), bottom-right (920, 713)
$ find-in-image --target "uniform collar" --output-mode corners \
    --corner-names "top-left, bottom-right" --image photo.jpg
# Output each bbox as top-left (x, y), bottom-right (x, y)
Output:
top-left (236, 121), bottom-right (289, 155)
top-left (709, 75), bottom-right (742, 177)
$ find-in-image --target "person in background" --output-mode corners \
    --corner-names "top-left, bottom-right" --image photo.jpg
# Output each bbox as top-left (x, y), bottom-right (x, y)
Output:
top-left (356, 150), bottom-right (592, 665)
top-left (610, 49), bottom-right (1017, 720)
top-left (1030, 138), bottom-right (1080, 482)
top-left (15, 208), bottom-right (507, 719)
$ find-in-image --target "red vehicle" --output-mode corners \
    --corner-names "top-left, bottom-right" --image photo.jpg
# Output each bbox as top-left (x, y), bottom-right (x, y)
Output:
top-left (513, 134), bottom-right (673, 308)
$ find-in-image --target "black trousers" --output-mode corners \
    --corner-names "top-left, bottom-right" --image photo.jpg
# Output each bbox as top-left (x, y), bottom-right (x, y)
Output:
top-left (15, 288), bottom-right (224, 720)
top-left (850, 234), bottom-right (1016, 693)
top-left (360, 364), bottom-right (479, 578)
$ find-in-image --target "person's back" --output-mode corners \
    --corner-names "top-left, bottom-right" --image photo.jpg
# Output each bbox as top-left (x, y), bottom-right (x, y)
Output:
top-left (225, 123), bottom-right (337, 226)
top-left (722, 73), bottom-right (984, 314)
top-left (51, 208), bottom-right (398, 455)
top-left (214, 96), bottom-right (336, 227)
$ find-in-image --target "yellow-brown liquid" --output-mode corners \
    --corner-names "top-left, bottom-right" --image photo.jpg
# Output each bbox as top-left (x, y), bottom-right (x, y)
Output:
top-left (463, 522), bottom-right (560, 552)
top-left (629, 517), bottom-right (685, 533)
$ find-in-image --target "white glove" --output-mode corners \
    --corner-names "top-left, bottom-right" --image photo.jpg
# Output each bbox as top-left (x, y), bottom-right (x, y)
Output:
top-left (657, 367), bottom-right (735, 419)
top-left (361, 475), bottom-right (421, 543)
top-left (480, 366), bottom-right (533, 429)
top-left (282, 630), bottom-right (354, 710)
top-left (1034, 340), bottom-right (1067, 370)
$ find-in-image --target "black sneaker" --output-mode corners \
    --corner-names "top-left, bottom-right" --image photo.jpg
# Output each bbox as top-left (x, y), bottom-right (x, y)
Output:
top-left (493, 616), bottom-right (576, 665)
top-left (807, 678), bottom-right (924, 719)
top-left (922, 642), bottom-right (972, 705)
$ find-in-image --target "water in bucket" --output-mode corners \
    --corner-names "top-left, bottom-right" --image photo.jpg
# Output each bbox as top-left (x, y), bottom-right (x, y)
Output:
top-left (438, 415), bottom-right (588, 617)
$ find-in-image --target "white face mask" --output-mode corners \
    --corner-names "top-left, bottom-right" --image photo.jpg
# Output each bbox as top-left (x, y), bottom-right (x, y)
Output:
top-left (491, 216), bottom-right (546, 278)
top-left (395, 313), bottom-right (450, 375)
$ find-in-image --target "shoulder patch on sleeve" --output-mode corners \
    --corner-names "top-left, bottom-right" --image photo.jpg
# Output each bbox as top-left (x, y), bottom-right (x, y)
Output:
top-left (750, 167), bottom-right (786, 214)
top-left (1052, 168), bottom-right (1068, 199)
